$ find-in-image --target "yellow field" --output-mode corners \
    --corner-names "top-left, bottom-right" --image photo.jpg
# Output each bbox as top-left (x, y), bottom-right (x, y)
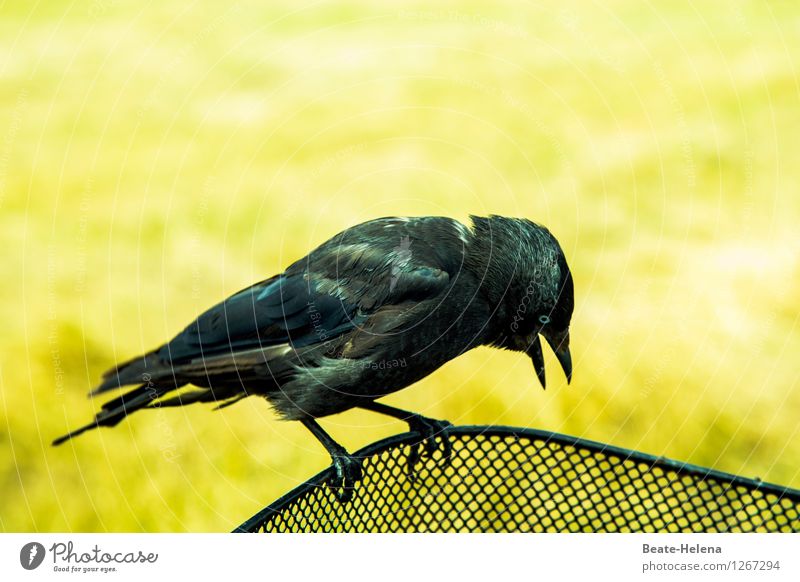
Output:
top-left (1, 1), bottom-right (798, 532)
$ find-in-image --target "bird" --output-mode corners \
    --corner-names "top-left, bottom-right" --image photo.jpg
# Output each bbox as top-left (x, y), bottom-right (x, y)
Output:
top-left (53, 215), bottom-right (574, 502)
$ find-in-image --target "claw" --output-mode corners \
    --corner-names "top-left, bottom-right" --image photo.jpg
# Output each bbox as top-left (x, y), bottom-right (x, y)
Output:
top-left (405, 415), bottom-right (453, 479)
top-left (326, 453), bottom-right (363, 504)
top-left (440, 430), bottom-right (453, 465)
top-left (407, 444), bottom-right (422, 482)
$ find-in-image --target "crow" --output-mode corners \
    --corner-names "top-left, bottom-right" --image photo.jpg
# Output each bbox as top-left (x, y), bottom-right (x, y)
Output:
top-left (54, 215), bottom-right (574, 502)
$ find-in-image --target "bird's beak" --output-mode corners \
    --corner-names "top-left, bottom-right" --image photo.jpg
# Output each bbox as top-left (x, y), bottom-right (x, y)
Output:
top-left (545, 329), bottom-right (572, 385)
top-left (526, 335), bottom-right (547, 389)
top-left (526, 328), bottom-right (572, 389)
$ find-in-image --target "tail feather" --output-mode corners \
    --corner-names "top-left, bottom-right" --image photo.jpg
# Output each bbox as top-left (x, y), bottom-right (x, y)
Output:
top-left (99, 383), bottom-right (166, 414)
top-left (153, 389), bottom-right (214, 408)
top-left (155, 387), bottom-right (248, 411)
top-left (52, 422), bottom-right (100, 446)
top-left (54, 346), bottom-right (261, 447)
top-left (213, 393), bottom-right (248, 410)
top-left (90, 350), bottom-right (171, 396)
top-left (52, 383), bottom-right (171, 446)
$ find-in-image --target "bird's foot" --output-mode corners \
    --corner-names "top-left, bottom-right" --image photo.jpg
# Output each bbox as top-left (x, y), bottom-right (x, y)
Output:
top-left (405, 415), bottom-right (453, 480)
top-left (326, 451), bottom-right (364, 504)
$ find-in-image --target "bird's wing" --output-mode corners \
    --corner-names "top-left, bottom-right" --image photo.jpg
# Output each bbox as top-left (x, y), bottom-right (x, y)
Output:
top-left (53, 218), bottom-right (466, 444)
top-left (156, 274), bottom-right (356, 363)
top-left (158, 216), bottom-right (462, 365)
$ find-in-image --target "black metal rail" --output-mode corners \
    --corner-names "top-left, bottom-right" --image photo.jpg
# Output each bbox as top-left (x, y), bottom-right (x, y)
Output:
top-left (235, 426), bottom-right (800, 533)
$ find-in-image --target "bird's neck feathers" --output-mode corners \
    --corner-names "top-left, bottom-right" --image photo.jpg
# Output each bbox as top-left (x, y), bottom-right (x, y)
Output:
top-left (465, 215), bottom-right (564, 339)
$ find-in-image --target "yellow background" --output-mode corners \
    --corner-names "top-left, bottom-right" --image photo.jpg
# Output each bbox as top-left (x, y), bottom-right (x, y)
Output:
top-left (1, 0), bottom-right (798, 531)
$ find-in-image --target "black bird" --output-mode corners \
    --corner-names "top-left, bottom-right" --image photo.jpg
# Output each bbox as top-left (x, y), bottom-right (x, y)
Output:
top-left (54, 215), bottom-right (574, 501)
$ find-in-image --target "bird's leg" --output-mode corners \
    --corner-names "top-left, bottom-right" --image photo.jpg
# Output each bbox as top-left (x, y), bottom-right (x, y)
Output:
top-left (301, 418), bottom-right (363, 504)
top-left (359, 401), bottom-right (453, 478)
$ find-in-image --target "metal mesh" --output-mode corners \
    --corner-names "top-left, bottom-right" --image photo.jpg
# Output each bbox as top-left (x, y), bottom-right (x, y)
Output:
top-left (236, 426), bottom-right (800, 533)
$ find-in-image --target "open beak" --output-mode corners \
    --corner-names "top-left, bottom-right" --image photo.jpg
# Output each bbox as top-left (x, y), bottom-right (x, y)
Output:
top-left (526, 329), bottom-right (572, 389)
top-left (527, 335), bottom-right (547, 389)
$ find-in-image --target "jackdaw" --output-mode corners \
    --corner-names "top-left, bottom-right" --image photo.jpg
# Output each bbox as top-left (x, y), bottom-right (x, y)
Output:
top-left (54, 215), bottom-right (574, 502)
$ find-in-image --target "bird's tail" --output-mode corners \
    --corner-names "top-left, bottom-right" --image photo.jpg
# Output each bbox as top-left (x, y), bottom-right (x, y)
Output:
top-left (53, 349), bottom-right (179, 446)
top-left (52, 382), bottom-right (173, 445)
top-left (90, 350), bottom-right (168, 396)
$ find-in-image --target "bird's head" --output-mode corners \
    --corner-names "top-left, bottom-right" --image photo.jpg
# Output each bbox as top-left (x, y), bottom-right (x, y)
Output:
top-left (467, 215), bottom-right (574, 389)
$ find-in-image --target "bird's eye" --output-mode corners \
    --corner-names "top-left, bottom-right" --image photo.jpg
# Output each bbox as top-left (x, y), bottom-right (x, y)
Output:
top-left (538, 315), bottom-right (551, 325)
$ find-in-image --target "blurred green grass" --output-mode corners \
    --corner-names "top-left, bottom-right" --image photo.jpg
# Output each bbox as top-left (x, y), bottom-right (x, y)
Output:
top-left (1, 0), bottom-right (798, 531)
